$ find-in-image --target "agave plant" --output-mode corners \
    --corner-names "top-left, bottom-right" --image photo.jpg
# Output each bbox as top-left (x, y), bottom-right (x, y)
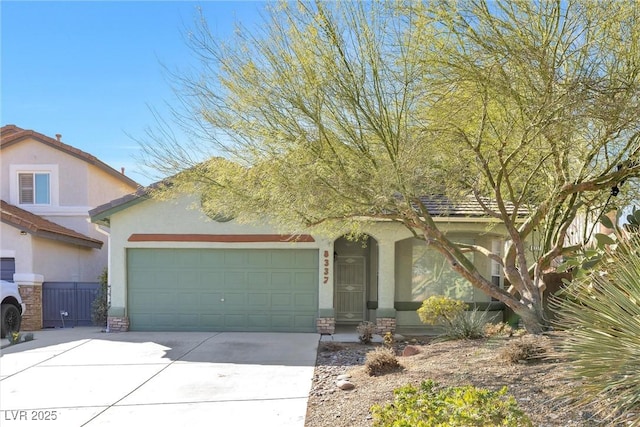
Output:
top-left (553, 234), bottom-right (640, 425)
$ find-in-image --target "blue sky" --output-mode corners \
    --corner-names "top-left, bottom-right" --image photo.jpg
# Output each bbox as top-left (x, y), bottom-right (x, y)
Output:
top-left (1, 1), bottom-right (266, 185)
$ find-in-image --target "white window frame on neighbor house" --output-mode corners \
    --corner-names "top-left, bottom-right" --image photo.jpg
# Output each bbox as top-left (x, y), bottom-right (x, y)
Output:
top-left (10, 164), bottom-right (59, 209)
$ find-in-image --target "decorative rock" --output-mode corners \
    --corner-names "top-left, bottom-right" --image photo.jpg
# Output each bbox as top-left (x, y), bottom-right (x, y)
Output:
top-left (336, 379), bottom-right (355, 390)
top-left (402, 345), bottom-right (421, 357)
top-left (336, 374), bottom-right (352, 381)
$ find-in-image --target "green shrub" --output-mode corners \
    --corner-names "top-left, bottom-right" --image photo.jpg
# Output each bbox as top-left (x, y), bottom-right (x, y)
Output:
top-left (91, 268), bottom-right (109, 327)
top-left (445, 307), bottom-right (490, 340)
top-left (553, 235), bottom-right (640, 424)
top-left (417, 296), bottom-right (489, 340)
top-left (365, 347), bottom-right (401, 376)
top-left (371, 380), bottom-right (532, 426)
top-left (417, 295), bottom-right (466, 326)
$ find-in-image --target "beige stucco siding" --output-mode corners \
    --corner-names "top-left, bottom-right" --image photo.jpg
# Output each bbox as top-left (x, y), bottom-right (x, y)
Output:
top-left (32, 237), bottom-right (100, 282)
top-left (107, 195), bottom-right (331, 316)
top-left (107, 194), bottom-right (513, 331)
top-left (2, 136), bottom-right (138, 284)
top-left (1, 221), bottom-right (34, 275)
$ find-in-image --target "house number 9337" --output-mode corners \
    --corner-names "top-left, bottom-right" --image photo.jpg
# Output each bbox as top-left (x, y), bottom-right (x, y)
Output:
top-left (323, 250), bottom-right (330, 284)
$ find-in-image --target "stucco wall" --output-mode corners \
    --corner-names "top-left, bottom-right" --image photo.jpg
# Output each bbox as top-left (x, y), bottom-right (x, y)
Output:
top-left (107, 194), bottom-right (516, 331)
top-left (107, 195), bottom-right (332, 316)
top-left (2, 136), bottom-right (137, 283)
top-left (1, 222), bottom-right (33, 275)
top-left (31, 237), bottom-right (100, 282)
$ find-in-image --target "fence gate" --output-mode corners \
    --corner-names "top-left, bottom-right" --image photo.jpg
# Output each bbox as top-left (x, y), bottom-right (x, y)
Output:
top-left (42, 282), bottom-right (99, 328)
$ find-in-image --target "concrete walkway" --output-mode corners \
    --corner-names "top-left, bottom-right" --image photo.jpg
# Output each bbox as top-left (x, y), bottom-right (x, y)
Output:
top-left (0, 328), bottom-right (319, 426)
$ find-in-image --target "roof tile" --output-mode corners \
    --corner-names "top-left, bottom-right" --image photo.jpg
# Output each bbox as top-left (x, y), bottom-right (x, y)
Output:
top-left (1, 200), bottom-right (103, 249)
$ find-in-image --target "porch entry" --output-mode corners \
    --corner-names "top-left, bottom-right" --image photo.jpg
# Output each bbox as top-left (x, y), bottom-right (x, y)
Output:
top-left (335, 256), bottom-right (366, 322)
top-left (334, 235), bottom-right (378, 324)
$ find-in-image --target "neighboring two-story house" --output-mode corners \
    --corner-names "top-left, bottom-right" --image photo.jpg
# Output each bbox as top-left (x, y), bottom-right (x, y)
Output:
top-left (0, 125), bottom-right (139, 330)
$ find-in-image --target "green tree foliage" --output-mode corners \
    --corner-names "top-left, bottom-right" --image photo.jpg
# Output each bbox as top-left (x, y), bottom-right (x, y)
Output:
top-left (371, 380), bottom-right (532, 426)
top-left (91, 268), bottom-right (109, 327)
top-left (141, 1), bottom-right (640, 333)
top-left (552, 235), bottom-right (640, 425)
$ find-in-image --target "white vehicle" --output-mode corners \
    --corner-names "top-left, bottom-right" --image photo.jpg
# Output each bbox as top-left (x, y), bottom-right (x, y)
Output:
top-left (1, 280), bottom-right (25, 338)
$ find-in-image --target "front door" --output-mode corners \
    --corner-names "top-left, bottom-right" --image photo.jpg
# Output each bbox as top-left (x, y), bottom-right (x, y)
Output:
top-left (335, 256), bottom-right (366, 323)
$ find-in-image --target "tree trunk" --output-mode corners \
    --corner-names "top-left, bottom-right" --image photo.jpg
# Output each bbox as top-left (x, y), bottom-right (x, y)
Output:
top-left (511, 302), bottom-right (547, 334)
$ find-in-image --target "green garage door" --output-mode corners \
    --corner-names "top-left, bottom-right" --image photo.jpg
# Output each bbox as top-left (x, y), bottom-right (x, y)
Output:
top-left (127, 248), bottom-right (318, 332)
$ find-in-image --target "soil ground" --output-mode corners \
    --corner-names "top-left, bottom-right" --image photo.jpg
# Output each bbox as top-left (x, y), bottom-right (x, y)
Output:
top-left (305, 333), bottom-right (608, 427)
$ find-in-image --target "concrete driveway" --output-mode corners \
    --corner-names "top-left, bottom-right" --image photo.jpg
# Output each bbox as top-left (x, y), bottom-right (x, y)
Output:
top-left (0, 328), bottom-right (319, 426)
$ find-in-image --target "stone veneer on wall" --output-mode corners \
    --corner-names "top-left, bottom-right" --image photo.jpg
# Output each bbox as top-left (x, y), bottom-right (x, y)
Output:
top-left (18, 284), bottom-right (42, 331)
top-left (376, 317), bottom-right (396, 334)
top-left (316, 317), bottom-right (335, 334)
top-left (107, 316), bottom-right (130, 332)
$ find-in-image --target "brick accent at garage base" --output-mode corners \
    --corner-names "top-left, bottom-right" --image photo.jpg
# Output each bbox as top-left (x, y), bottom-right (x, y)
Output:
top-left (316, 317), bottom-right (335, 334)
top-left (18, 285), bottom-right (42, 331)
top-left (107, 317), bottom-right (130, 332)
top-left (376, 317), bottom-right (396, 335)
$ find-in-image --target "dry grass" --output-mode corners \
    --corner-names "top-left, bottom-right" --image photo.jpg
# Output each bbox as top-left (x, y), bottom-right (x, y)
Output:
top-left (364, 347), bottom-right (401, 376)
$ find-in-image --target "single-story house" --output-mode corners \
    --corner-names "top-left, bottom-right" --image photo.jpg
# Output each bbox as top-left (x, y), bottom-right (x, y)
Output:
top-left (90, 190), bottom-right (511, 334)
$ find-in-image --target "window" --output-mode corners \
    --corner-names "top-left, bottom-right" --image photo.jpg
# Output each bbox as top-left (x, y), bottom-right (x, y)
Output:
top-left (19, 172), bottom-right (50, 204)
top-left (410, 238), bottom-right (475, 301)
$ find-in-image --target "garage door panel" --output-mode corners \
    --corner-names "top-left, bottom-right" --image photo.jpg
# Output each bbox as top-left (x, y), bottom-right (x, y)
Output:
top-left (154, 292), bottom-right (176, 311)
top-left (294, 314), bottom-right (316, 329)
top-left (224, 251), bottom-right (246, 266)
top-left (295, 272), bottom-right (316, 286)
top-left (247, 272), bottom-right (269, 288)
top-left (248, 293), bottom-right (268, 307)
top-left (247, 251), bottom-right (270, 267)
top-left (178, 314), bottom-right (199, 326)
top-left (271, 293), bottom-right (292, 307)
top-left (271, 272), bottom-right (292, 288)
top-left (271, 315), bottom-right (293, 328)
top-left (294, 293), bottom-right (315, 307)
top-left (128, 248), bottom-right (318, 332)
top-left (224, 292), bottom-right (246, 306)
top-left (248, 314), bottom-right (269, 327)
top-left (224, 271), bottom-right (246, 287)
top-left (180, 270), bottom-right (200, 287)
top-left (202, 271), bottom-right (224, 284)
top-left (295, 251), bottom-right (318, 268)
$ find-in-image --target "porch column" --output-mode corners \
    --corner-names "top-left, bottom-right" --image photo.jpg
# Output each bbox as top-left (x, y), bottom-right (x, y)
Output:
top-left (376, 239), bottom-right (396, 333)
top-left (14, 273), bottom-right (44, 331)
top-left (316, 239), bottom-right (335, 334)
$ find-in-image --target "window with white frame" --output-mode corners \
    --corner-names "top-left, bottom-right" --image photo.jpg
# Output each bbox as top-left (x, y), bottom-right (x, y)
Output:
top-left (18, 172), bottom-right (51, 204)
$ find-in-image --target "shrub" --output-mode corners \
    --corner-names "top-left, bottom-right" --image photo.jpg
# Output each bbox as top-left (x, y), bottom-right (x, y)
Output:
top-left (365, 347), bottom-right (401, 376)
top-left (417, 296), bottom-right (489, 340)
top-left (484, 322), bottom-right (514, 337)
top-left (417, 295), bottom-right (466, 326)
top-left (445, 307), bottom-right (490, 340)
top-left (6, 331), bottom-right (21, 345)
top-left (356, 321), bottom-right (376, 344)
top-left (500, 335), bottom-right (548, 363)
top-left (91, 268), bottom-right (109, 327)
top-left (383, 331), bottom-right (395, 348)
top-left (552, 234), bottom-right (640, 424)
top-left (371, 380), bottom-right (532, 426)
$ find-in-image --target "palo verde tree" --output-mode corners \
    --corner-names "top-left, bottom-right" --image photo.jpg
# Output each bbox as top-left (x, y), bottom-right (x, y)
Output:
top-left (141, 1), bottom-right (640, 333)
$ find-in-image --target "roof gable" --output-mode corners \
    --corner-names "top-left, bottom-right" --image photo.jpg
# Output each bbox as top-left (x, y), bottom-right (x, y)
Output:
top-left (1, 124), bottom-right (139, 188)
top-left (1, 200), bottom-right (103, 249)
